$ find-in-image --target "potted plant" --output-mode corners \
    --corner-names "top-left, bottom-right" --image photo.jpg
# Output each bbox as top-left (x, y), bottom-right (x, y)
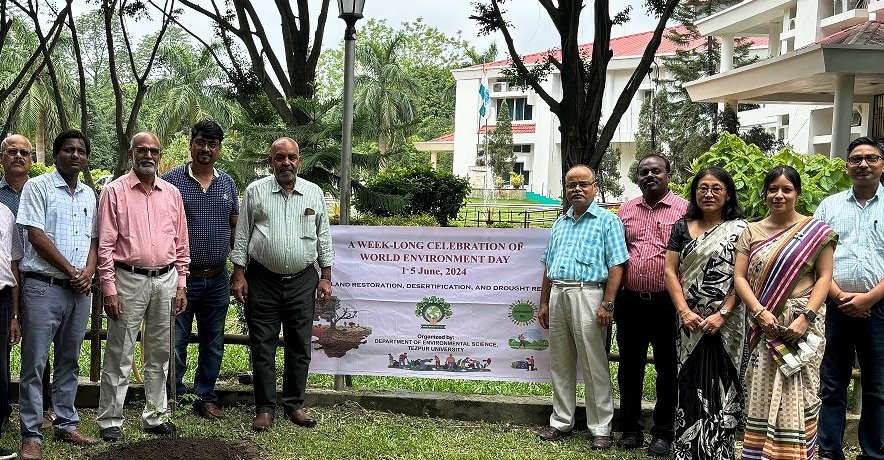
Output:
top-left (509, 172), bottom-right (524, 189)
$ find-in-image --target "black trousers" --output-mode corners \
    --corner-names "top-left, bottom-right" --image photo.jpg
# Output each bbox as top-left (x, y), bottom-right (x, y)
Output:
top-left (0, 288), bottom-right (10, 426)
top-left (614, 289), bottom-right (678, 442)
top-left (245, 261), bottom-right (317, 414)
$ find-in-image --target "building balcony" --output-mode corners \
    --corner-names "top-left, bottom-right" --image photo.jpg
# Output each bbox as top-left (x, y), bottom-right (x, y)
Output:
top-left (821, 0), bottom-right (869, 35)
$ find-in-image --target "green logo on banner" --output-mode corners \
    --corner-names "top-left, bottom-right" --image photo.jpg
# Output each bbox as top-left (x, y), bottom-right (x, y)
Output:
top-left (508, 300), bottom-right (536, 326)
top-left (416, 296), bottom-right (453, 329)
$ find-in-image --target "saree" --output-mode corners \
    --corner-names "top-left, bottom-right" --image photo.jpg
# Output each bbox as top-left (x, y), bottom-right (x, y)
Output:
top-left (741, 217), bottom-right (836, 460)
top-left (673, 219), bottom-right (748, 460)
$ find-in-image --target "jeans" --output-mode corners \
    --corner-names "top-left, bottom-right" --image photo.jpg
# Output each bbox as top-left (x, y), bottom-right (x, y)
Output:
top-left (175, 271), bottom-right (230, 405)
top-left (614, 289), bottom-right (678, 442)
top-left (818, 299), bottom-right (884, 460)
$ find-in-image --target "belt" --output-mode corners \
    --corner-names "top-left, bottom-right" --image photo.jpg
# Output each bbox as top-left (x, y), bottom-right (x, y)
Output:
top-left (190, 265), bottom-right (225, 278)
top-left (551, 280), bottom-right (604, 288)
top-left (625, 289), bottom-right (666, 301)
top-left (23, 272), bottom-right (73, 289)
top-left (249, 261), bottom-right (313, 281)
top-left (115, 262), bottom-right (174, 277)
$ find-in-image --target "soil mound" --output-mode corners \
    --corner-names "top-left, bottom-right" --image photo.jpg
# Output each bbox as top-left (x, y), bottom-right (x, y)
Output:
top-left (89, 437), bottom-right (261, 460)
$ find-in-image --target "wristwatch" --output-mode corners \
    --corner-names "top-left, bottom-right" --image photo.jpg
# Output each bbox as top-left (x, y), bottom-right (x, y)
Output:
top-left (801, 308), bottom-right (818, 323)
top-left (601, 300), bottom-right (615, 312)
top-left (719, 307), bottom-right (730, 318)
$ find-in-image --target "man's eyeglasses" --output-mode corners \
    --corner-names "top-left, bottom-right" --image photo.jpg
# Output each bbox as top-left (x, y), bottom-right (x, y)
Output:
top-left (696, 186), bottom-right (725, 195)
top-left (847, 154), bottom-right (882, 165)
top-left (193, 139), bottom-right (220, 149)
top-left (133, 146), bottom-right (162, 156)
top-left (3, 148), bottom-right (31, 157)
top-left (565, 181), bottom-right (596, 190)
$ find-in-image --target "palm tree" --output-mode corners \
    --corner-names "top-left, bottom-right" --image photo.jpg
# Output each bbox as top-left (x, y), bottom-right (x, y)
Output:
top-left (354, 33), bottom-right (421, 167)
top-left (464, 42), bottom-right (499, 66)
top-left (147, 40), bottom-right (241, 144)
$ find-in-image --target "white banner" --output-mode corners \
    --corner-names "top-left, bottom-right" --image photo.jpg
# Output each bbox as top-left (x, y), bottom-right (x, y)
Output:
top-left (310, 226), bottom-right (554, 382)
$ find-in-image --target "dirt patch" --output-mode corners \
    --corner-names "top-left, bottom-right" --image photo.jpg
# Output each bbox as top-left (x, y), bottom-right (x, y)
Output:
top-left (89, 437), bottom-right (261, 460)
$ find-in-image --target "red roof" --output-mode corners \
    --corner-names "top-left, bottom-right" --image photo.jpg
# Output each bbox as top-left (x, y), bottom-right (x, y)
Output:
top-left (474, 27), bottom-right (768, 69)
top-left (478, 124), bottom-right (536, 134)
top-left (428, 133), bottom-right (454, 142)
top-left (818, 20), bottom-right (884, 45)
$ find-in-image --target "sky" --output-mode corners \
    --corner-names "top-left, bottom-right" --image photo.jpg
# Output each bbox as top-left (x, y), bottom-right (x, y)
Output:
top-left (320, 1), bottom-right (660, 55)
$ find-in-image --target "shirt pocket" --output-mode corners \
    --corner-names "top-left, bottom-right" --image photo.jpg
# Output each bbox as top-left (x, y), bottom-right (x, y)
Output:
top-left (300, 214), bottom-right (317, 240)
top-left (658, 221), bottom-right (675, 246)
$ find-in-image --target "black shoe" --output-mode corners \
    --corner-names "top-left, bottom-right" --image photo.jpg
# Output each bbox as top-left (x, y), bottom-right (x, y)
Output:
top-left (537, 426), bottom-right (571, 442)
top-left (100, 426), bottom-right (123, 442)
top-left (617, 431), bottom-right (644, 449)
top-left (144, 422), bottom-right (177, 437)
top-left (647, 437), bottom-right (671, 457)
top-left (0, 447), bottom-right (15, 460)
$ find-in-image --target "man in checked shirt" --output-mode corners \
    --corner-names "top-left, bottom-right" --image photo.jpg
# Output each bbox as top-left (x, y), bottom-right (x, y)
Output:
top-left (616, 154), bottom-right (689, 456)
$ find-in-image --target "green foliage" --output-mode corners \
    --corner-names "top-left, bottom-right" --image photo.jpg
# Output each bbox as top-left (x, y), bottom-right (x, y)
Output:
top-left (356, 163), bottom-right (470, 226)
top-left (597, 146), bottom-right (625, 201)
top-left (331, 213), bottom-right (438, 227)
top-left (486, 103), bottom-right (514, 179)
top-left (682, 133), bottom-right (851, 221)
top-left (741, 125), bottom-right (783, 154)
top-left (27, 162), bottom-right (53, 177)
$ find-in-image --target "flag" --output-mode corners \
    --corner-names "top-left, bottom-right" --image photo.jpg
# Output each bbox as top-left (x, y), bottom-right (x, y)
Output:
top-left (478, 81), bottom-right (490, 118)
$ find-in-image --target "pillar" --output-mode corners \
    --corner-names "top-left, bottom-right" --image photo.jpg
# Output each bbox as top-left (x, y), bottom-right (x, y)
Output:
top-left (831, 74), bottom-right (855, 159)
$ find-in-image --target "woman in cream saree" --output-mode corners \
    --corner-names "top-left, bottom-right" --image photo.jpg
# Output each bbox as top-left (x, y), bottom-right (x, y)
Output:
top-left (734, 166), bottom-right (836, 460)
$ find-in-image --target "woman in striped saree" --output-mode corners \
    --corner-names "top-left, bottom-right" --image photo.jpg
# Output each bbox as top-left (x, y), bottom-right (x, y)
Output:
top-left (734, 166), bottom-right (836, 460)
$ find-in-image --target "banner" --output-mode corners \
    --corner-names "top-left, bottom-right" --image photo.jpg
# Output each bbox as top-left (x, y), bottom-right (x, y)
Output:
top-left (310, 226), bottom-right (554, 382)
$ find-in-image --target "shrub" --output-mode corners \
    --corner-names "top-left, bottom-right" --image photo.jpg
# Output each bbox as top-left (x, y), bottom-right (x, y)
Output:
top-left (331, 213), bottom-right (439, 227)
top-left (679, 133), bottom-right (850, 221)
top-left (355, 164), bottom-right (470, 226)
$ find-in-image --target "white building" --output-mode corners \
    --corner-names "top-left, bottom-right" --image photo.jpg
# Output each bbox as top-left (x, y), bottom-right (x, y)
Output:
top-left (684, 2), bottom-right (884, 158)
top-left (415, 28), bottom-right (765, 201)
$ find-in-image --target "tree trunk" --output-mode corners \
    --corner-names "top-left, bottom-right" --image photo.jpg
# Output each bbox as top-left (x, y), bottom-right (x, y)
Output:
top-left (35, 113), bottom-right (46, 164)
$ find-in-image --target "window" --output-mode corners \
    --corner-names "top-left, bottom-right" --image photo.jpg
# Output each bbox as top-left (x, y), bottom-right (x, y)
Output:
top-left (512, 144), bottom-right (532, 154)
top-left (872, 94), bottom-right (884, 139)
top-left (513, 162), bottom-right (530, 185)
top-left (497, 98), bottom-right (533, 121)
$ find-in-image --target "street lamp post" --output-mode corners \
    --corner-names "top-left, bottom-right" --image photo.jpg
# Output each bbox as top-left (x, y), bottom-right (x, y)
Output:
top-left (335, 0), bottom-right (364, 391)
top-left (338, 0), bottom-right (365, 226)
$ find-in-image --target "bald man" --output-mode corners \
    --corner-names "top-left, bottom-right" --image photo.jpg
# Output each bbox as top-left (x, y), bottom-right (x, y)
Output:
top-left (231, 137), bottom-right (334, 432)
top-left (95, 132), bottom-right (190, 442)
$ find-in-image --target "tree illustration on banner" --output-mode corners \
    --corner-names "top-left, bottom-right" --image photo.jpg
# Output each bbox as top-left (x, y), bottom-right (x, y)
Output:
top-left (312, 296), bottom-right (372, 358)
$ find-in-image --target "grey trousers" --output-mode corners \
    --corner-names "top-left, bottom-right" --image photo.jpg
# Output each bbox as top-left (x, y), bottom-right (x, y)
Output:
top-left (19, 278), bottom-right (90, 443)
top-left (96, 267), bottom-right (176, 429)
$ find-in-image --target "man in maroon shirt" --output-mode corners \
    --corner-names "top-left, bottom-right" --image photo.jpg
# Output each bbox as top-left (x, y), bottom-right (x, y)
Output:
top-left (615, 155), bottom-right (689, 456)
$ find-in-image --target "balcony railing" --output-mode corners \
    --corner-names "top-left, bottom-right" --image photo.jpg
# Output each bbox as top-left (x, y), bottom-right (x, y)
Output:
top-left (834, 0), bottom-right (868, 15)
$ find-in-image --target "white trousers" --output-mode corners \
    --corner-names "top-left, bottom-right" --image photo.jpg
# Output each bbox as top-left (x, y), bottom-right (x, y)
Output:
top-left (96, 267), bottom-right (176, 429)
top-left (548, 284), bottom-right (614, 436)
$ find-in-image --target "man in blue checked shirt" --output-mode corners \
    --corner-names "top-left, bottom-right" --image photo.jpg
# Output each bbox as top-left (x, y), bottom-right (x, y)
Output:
top-left (163, 120), bottom-right (239, 420)
top-left (815, 136), bottom-right (884, 460)
top-left (17, 130), bottom-right (99, 459)
top-left (536, 165), bottom-right (628, 449)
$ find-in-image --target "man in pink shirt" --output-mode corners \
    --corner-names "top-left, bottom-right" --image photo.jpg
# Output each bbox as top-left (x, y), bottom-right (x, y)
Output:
top-left (615, 154), bottom-right (689, 456)
top-left (95, 132), bottom-right (189, 442)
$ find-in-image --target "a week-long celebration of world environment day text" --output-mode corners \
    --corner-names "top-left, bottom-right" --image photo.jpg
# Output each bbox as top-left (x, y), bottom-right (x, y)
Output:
top-left (310, 226), bottom-right (553, 381)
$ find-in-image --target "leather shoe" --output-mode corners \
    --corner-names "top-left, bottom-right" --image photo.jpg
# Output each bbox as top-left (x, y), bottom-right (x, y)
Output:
top-left (195, 402), bottom-right (225, 420)
top-left (537, 426), bottom-right (571, 442)
top-left (143, 422), bottom-right (177, 437)
top-left (100, 426), bottom-right (122, 442)
top-left (618, 431), bottom-right (644, 449)
top-left (55, 430), bottom-right (99, 445)
top-left (21, 440), bottom-right (42, 460)
top-left (648, 437), bottom-right (671, 457)
top-left (592, 435), bottom-right (613, 450)
top-left (252, 412), bottom-right (274, 432)
top-left (285, 408), bottom-right (316, 428)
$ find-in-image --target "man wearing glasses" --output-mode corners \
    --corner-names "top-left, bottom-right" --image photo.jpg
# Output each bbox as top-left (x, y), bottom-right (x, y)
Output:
top-left (536, 165), bottom-right (628, 449)
top-left (0, 136), bottom-right (57, 436)
top-left (163, 120), bottom-right (238, 420)
top-left (815, 137), bottom-right (884, 460)
top-left (616, 154), bottom-right (688, 456)
top-left (95, 132), bottom-right (189, 442)
top-left (231, 137), bottom-right (333, 432)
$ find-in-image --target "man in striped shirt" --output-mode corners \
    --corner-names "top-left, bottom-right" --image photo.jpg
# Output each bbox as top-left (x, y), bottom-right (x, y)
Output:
top-left (231, 137), bottom-right (334, 432)
top-left (616, 154), bottom-right (689, 456)
top-left (537, 165), bottom-right (628, 449)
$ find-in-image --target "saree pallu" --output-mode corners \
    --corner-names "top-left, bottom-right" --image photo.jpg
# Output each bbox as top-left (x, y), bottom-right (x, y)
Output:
top-left (674, 220), bottom-right (748, 460)
top-left (743, 298), bottom-right (825, 460)
top-left (741, 218), bottom-right (836, 460)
